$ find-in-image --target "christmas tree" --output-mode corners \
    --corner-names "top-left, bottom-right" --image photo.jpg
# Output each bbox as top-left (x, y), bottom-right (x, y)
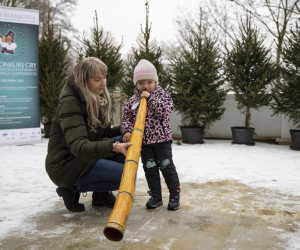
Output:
top-left (120, 0), bottom-right (169, 101)
top-left (76, 10), bottom-right (124, 94)
top-left (225, 16), bottom-right (277, 131)
top-left (270, 22), bottom-right (300, 128)
top-left (39, 24), bottom-right (69, 124)
top-left (170, 13), bottom-right (227, 129)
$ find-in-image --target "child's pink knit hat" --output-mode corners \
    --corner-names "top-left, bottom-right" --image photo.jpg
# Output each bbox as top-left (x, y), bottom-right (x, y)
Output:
top-left (133, 59), bottom-right (158, 85)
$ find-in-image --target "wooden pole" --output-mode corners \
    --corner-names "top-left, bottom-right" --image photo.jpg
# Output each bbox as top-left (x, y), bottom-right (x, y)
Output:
top-left (103, 94), bottom-right (147, 241)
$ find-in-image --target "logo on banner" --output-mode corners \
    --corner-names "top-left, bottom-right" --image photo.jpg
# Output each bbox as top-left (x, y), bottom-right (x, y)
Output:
top-left (0, 30), bottom-right (17, 55)
top-left (0, 23), bottom-right (26, 61)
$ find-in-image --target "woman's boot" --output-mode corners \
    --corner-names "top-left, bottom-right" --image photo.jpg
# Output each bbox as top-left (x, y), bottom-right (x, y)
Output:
top-left (168, 186), bottom-right (180, 211)
top-left (56, 186), bottom-right (85, 212)
top-left (146, 189), bottom-right (163, 208)
top-left (92, 191), bottom-right (116, 208)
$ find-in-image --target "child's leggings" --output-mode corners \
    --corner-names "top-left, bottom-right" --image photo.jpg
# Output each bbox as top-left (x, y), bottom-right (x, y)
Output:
top-left (141, 141), bottom-right (180, 191)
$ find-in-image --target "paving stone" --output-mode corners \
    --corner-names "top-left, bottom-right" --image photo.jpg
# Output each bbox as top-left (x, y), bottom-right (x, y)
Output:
top-left (1, 180), bottom-right (299, 250)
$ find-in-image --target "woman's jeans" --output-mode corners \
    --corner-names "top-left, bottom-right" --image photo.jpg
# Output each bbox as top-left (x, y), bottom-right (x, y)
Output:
top-left (72, 135), bottom-right (125, 192)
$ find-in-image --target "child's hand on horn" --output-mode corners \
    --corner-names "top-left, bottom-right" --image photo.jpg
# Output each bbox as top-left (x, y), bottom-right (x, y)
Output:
top-left (123, 132), bottom-right (131, 143)
top-left (141, 89), bottom-right (150, 99)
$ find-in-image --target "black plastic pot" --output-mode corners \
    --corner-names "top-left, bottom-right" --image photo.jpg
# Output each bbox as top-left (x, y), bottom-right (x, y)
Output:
top-left (180, 126), bottom-right (204, 144)
top-left (43, 123), bottom-right (52, 138)
top-left (231, 127), bottom-right (255, 146)
top-left (290, 129), bottom-right (300, 150)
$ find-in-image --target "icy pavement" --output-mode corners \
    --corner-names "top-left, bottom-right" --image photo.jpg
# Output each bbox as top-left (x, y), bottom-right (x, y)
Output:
top-left (0, 139), bottom-right (299, 249)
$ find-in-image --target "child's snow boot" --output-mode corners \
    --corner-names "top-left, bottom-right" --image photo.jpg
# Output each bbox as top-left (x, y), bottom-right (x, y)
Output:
top-left (56, 186), bottom-right (85, 212)
top-left (168, 186), bottom-right (180, 211)
top-left (146, 189), bottom-right (163, 208)
top-left (92, 191), bottom-right (116, 208)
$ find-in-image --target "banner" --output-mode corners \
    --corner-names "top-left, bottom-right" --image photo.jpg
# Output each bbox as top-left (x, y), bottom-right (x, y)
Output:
top-left (0, 6), bottom-right (40, 146)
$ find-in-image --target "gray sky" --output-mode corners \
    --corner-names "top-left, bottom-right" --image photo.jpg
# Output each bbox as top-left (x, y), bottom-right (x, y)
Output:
top-left (72, 0), bottom-right (201, 55)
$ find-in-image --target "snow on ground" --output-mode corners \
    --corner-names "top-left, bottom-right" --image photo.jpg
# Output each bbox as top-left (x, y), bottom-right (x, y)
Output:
top-left (171, 140), bottom-right (300, 196)
top-left (0, 138), bottom-right (299, 240)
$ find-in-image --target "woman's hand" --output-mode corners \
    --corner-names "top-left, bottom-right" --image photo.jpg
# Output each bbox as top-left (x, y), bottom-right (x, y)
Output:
top-left (141, 90), bottom-right (150, 99)
top-left (114, 142), bottom-right (132, 156)
top-left (123, 132), bottom-right (131, 143)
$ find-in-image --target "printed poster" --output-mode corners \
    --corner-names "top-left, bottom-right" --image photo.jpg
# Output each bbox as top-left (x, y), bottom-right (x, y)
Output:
top-left (0, 6), bottom-right (40, 145)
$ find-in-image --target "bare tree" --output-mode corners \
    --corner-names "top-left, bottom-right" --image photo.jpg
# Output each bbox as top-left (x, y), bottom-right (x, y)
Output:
top-left (239, 0), bottom-right (299, 64)
top-left (159, 40), bottom-right (181, 59)
top-left (0, 0), bottom-right (78, 45)
top-left (159, 7), bottom-right (215, 59)
top-left (205, 0), bottom-right (241, 47)
top-left (206, 0), bottom-right (300, 64)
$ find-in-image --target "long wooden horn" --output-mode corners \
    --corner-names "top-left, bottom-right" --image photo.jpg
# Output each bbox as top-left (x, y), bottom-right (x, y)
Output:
top-left (103, 91), bottom-right (147, 241)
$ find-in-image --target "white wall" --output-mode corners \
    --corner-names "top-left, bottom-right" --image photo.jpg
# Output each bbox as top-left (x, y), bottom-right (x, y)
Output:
top-left (170, 93), bottom-right (298, 139)
top-left (169, 109), bottom-right (182, 136)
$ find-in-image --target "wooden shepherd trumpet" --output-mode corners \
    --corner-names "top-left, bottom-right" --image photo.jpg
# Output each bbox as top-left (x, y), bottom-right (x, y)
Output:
top-left (103, 90), bottom-right (148, 241)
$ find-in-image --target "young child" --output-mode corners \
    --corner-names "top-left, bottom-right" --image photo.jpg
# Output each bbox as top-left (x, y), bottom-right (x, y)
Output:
top-left (121, 59), bottom-right (181, 211)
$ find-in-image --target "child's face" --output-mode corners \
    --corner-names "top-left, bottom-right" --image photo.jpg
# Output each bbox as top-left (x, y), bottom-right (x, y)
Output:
top-left (87, 74), bottom-right (106, 95)
top-left (136, 79), bottom-right (156, 93)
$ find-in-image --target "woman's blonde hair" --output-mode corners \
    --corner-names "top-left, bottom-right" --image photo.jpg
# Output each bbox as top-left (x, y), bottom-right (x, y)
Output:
top-left (74, 57), bottom-right (111, 132)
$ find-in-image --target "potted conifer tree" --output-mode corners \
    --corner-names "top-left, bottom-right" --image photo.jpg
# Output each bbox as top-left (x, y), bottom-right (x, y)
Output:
top-left (39, 24), bottom-right (69, 138)
top-left (76, 10), bottom-right (124, 94)
top-left (170, 19), bottom-right (227, 144)
top-left (75, 11), bottom-right (124, 124)
top-left (224, 16), bottom-right (276, 145)
top-left (270, 23), bottom-right (300, 150)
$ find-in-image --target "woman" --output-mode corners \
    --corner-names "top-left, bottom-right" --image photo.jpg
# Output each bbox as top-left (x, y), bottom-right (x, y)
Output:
top-left (45, 57), bottom-right (131, 212)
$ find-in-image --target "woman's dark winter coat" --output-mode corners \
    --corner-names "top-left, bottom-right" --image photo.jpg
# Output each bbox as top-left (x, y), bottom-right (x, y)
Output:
top-left (45, 74), bottom-right (121, 188)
